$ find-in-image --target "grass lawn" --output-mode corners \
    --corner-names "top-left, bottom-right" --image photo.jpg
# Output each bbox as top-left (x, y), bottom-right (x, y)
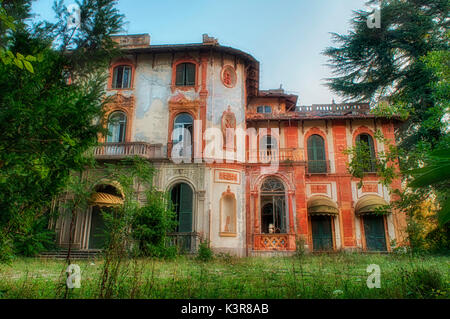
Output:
top-left (0, 253), bottom-right (448, 299)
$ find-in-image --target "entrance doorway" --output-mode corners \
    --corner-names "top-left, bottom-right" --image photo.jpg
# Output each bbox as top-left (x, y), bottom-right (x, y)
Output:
top-left (311, 216), bottom-right (333, 251)
top-left (363, 215), bottom-right (387, 251)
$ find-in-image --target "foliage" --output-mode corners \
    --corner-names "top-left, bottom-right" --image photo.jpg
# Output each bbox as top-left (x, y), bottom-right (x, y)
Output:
top-left (409, 146), bottom-right (450, 225)
top-left (0, 0), bottom-right (124, 261)
top-left (0, 0), bottom-right (35, 71)
top-left (131, 190), bottom-right (177, 258)
top-left (196, 240), bottom-right (213, 262)
top-left (401, 266), bottom-right (446, 298)
top-left (12, 215), bottom-right (56, 257)
top-left (294, 235), bottom-right (306, 259)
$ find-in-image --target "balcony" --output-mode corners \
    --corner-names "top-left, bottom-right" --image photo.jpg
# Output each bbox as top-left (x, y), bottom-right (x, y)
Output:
top-left (253, 234), bottom-right (296, 251)
top-left (93, 142), bottom-right (166, 160)
top-left (247, 148), bottom-right (302, 163)
top-left (307, 160), bottom-right (330, 174)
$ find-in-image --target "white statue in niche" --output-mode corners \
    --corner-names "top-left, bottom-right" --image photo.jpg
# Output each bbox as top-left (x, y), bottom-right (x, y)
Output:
top-left (221, 186), bottom-right (236, 235)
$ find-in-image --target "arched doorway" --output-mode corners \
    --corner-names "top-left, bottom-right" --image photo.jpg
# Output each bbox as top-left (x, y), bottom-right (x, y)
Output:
top-left (169, 182), bottom-right (194, 252)
top-left (88, 184), bottom-right (124, 249)
top-left (260, 178), bottom-right (287, 234)
top-left (355, 195), bottom-right (390, 251)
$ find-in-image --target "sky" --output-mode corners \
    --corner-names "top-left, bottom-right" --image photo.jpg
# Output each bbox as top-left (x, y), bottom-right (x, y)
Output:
top-left (31, 0), bottom-right (368, 106)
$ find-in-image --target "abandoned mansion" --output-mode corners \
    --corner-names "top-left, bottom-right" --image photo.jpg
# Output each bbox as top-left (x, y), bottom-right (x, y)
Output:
top-left (53, 34), bottom-right (407, 256)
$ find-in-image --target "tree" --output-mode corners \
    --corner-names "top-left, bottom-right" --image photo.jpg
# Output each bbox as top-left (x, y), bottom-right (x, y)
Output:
top-left (0, 0), bottom-right (124, 261)
top-left (323, 0), bottom-right (449, 251)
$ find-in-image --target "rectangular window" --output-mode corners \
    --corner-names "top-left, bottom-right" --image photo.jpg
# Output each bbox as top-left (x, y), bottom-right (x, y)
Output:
top-left (176, 63), bottom-right (196, 86)
top-left (112, 66), bottom-right (131, 89)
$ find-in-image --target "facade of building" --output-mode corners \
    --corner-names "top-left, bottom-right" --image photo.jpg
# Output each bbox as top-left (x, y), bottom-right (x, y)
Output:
top-left (53, 34), bottom-right (407, 256)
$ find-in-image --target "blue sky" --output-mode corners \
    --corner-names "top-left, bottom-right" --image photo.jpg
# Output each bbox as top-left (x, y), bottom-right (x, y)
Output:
top-left (31, 0), bottom-right (367, 105)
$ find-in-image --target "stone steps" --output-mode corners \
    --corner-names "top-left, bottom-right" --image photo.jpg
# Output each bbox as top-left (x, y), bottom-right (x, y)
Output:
top-left (39, 250), bottom-right (103, 260)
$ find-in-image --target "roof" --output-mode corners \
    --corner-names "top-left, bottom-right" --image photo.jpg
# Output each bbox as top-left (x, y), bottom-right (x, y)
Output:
top-left (123, 42), bottom-right (259, 65)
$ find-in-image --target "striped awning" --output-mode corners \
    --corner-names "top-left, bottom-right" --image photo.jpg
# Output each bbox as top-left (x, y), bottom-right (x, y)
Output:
top-left (307, 196), bottom-right (339, 216)
top-left (90, 192), bottom-right (123, 207)
top-left (355, 195), bottom-right (390, 216)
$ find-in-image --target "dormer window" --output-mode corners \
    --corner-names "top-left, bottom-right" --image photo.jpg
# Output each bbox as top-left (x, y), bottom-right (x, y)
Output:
top-left (175, 63), bottom-right (196, 86)
top-left (112, 65), bottom-right (132, 89)
top-left (257, 105), bottom-right (272, 113)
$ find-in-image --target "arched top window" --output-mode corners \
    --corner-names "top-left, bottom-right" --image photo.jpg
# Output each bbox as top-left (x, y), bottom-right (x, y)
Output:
top-left (173, 113), bottom-right (193, 144)
top-left (261, 178), bottom-right (285, 194)
top-left (175, 62), bottom-right (196, 86)
top-left (307, 134), bottom-right (327, 173)
top-left (112, 65), bottom-right (132, 89)
top-left (356, 133), bottom-right (376, 157)
top-left (356, 133), bottom-right (376, 172)
top-left (107, 111), bottom-right (127, 143)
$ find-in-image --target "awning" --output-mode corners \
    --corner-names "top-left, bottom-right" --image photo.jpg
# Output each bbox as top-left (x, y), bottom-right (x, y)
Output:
top-left (90, 192), bottom-right (123, 207)
top-left (355, 195), bottom-right (390, 216)
top-left (307, 196), bottom-right (339, 216)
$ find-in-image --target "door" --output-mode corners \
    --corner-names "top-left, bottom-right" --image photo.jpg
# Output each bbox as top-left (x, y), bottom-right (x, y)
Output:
top-left (170, 183), bottom-right (194, 252)
top-left (88, 206), bottom-right (107, 249)
top-left (311, 216), bottom-right (333, 251)
top-left (363, 215), bottom-right (387, 251)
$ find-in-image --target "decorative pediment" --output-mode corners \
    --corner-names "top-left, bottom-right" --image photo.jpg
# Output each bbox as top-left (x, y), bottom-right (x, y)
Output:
top-left (107, 93), bottom-right (135, 110)
top-left (168, 93), bottom-right (201, 113)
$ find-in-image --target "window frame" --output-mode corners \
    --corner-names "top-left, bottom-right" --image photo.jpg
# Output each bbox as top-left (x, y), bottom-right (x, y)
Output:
top-left (108, 61), bottom-right (135, 90)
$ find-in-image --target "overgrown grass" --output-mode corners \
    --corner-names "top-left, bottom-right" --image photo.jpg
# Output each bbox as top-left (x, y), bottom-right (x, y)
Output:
top-left (0, 253), bottom-right (448, 299)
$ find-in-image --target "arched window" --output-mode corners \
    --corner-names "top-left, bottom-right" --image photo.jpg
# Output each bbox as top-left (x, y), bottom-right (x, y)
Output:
top-left (307, 134), bottom-right (327, 173)
top-left (112, 65), bottom-right (132, 89)
top-left (260, 178), bottom-right (287, 234)
top-left (175, 63), bottom-right (196, 86)
top-left (356, 133), bottom-right (376, 172)
top-left (107, 111), bottom-right (127, 143)
top-left (172, 113), bottom-right (193, 159)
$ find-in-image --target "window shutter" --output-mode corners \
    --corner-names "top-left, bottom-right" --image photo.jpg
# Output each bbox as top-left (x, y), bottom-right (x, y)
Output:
top-left (175, 64), bottom-right (184, 86)
top-left (185, 63), bottom-right (196, 86)
top-left (178, 183), bottom-right (193, 232)
top-left (123, 66), bottom-right (131, 88)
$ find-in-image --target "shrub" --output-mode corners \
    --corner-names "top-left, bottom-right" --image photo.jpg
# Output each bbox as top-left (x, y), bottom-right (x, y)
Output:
top-left (197, 240), bottom-right (213, 262)
top-left (401, 266), bottom-right (446, 298)
top-left (294, 235), bottom-right (306, 259)
top-left (12, 215), bottom-right (56, 257)
top-left (131, 189), bottom-right (177, 258)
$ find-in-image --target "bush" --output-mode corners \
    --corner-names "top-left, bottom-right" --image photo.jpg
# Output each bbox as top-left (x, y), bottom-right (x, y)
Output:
top-left (131, 190), bottom-right (177, 258)
top-left (12, 215), bottom-right (56, 257)
top-left (197, 240), bottom-right (213, 262)
top-left (294, 235), bottom-right (306, 259)
top-left (401, 267), bottom-right (446, 298)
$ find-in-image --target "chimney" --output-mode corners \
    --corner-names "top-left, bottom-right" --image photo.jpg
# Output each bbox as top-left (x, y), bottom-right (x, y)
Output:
top-left (202, 33), bottom-right (218, 45)
top-left (112, 33), bottom-right (151, 48)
